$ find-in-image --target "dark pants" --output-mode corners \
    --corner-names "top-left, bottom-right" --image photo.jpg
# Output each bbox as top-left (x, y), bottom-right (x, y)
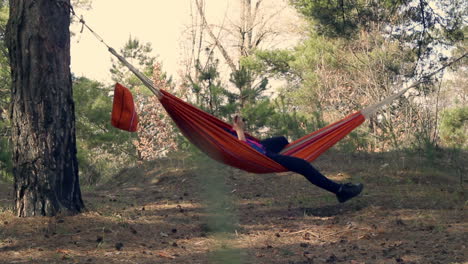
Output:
top-left (260, 136), bottom-right (341, 194)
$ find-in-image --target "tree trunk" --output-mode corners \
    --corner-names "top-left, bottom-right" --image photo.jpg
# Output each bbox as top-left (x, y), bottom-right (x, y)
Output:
top-left (6, 0), bottom-right (84, 217)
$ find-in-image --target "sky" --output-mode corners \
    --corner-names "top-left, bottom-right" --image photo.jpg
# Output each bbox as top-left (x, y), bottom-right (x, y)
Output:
top-left (71, 1), bottom-right (240, 84)
top-left (70, 0), bottom-right (301, 85)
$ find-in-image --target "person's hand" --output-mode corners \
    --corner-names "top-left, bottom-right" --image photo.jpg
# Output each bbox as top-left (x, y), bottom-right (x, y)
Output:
top-left (233, 115), bottom-right (245, 130)
top-left (232, 115), bottom-right (246, 141)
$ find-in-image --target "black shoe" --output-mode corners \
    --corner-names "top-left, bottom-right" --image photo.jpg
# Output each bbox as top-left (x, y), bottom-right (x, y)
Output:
top-left (336, 183), bottom-right (364, 203)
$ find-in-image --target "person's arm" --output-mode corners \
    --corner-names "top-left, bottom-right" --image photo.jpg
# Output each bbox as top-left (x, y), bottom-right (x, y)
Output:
top-left (233, 115), bottom-right (246, 141)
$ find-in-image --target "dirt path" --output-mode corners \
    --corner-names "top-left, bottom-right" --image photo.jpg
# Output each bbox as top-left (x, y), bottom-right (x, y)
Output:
top-left (0, 153), bottom-right (466, 264)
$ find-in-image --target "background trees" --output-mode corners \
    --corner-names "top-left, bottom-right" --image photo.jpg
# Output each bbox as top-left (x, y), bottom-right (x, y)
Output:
top-left (110, 37), bottom-right (179, 161)
top-left (283, 0), bottom-right (467, 151)
top-left (0, 0), bottom-right (465, 196)
top-left (180, 0), bottom-right (305, 135)
top-left (0, 1), bottom-right (11, 181)
top-left (73, 76), bottom-right (139, 184)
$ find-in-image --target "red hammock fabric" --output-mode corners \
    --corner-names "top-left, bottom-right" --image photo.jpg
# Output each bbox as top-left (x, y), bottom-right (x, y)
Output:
top-left (112, 83), bottom-right (365, 173)
top-left (157, 90), bottom-right (365, 174)
top-left (111, 83), bottom-right (138, 132)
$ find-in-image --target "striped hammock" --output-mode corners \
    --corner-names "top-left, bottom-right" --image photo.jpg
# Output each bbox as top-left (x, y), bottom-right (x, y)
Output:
top-left (158, 89), bottom-right (365, 173)
top-left (108, 48), bottom-right (417, 174)
top-left (112, 83), bottom-right (376, 173)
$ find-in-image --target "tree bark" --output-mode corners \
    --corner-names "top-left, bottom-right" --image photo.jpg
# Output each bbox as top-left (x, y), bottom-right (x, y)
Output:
top-left (6, 0), bottom-right (84, 217)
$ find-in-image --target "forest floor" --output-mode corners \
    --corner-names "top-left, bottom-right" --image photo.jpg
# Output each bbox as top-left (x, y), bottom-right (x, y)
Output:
top-left (0, 151), bottom-right (466, 264)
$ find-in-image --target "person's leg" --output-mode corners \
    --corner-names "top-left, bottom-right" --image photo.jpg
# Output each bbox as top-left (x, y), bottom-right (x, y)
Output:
top-left (260, 136), bottom-right (289, 154)
top-left (267, 153), bottom-right (341, 193)
top-left (267, 153), bottom-right (363, 202)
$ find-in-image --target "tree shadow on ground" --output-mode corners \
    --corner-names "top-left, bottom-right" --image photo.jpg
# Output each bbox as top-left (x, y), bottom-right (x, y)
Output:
top-left (0, 150), bottom-right (466, 264)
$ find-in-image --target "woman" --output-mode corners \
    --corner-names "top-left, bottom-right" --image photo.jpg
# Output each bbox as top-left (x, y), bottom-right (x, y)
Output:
top-left (232, 115), bottom-right (363, 203)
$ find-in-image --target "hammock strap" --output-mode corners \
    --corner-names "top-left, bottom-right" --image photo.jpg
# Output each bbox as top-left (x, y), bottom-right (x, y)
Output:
top-left (70, 10), bottom-right (163, 98)
top-left (361, 85), bottom-right (412, 118)
top-left (362, 52), bottom-right (468, 118)
top-left (107, 48), bottom-right (163, 98)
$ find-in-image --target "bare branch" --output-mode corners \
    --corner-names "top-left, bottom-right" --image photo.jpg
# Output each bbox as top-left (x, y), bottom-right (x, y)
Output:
top-left (194, 0), bottom-right (237, 71)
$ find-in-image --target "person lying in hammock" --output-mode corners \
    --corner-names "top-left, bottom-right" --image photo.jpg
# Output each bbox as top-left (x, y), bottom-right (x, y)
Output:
top-left (232, 115), bottom-right (363, 203)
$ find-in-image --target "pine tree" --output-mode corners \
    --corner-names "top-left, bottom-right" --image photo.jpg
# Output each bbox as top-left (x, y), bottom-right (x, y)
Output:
top-left (110, 37), bottom-right (178, 161)
top-left (6, 0), bottom-right (84, 216)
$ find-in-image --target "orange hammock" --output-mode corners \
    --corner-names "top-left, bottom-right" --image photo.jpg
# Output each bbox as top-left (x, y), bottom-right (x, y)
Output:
top-left (158, 89), bottom-right (365, 173)
top-left (112, 83), bottom-right (365, 173)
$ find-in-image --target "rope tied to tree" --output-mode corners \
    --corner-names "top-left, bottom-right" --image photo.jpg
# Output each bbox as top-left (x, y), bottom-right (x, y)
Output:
top-left (361, 52), bottom-right (468, 118)
top-left (60, 1), bottom-right (163, 98)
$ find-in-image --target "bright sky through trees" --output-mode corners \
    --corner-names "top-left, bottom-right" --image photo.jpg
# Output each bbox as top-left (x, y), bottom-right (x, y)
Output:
top-left (70, 0), bottom-right (229, 84)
